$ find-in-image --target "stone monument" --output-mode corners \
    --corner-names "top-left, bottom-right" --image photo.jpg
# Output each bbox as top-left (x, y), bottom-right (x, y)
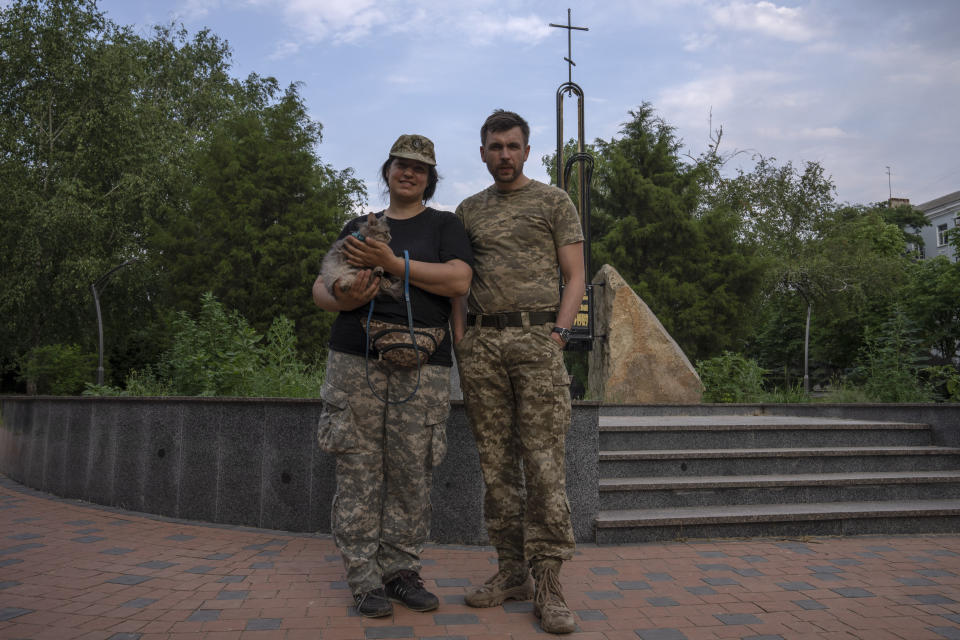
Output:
top-left (587, 264), bottom-right (703, 403)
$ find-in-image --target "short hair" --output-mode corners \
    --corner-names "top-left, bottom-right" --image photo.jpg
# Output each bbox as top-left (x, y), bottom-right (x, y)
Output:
top-left (380, 157), bottom-right (439, 203)
top-left (481, 109), bottom-right (530, 146)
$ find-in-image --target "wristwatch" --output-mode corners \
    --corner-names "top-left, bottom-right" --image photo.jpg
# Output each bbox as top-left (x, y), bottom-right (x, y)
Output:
top-left (551, 326), bottom-right (572, 344)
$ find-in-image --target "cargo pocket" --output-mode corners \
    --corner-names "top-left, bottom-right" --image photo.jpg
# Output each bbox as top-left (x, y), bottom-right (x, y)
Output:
top-left (317, 382), bottom-right (358, 454)
top-left (426, 401), bottom-right (450, 467)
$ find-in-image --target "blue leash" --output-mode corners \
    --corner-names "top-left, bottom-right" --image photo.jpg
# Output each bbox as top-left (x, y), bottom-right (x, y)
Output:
top-left (363, 250), bottom-right (423, 405)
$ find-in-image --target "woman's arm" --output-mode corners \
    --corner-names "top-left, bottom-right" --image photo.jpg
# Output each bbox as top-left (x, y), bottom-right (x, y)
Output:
top-left (342, 236), bottom-right (472, 298)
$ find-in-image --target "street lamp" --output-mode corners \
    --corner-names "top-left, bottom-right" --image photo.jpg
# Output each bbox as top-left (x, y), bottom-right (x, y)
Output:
top-left (91, 258), bottom-right (138, 386)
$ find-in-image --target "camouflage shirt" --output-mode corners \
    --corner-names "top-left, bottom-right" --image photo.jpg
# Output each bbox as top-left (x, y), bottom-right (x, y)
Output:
top-left (456, 179), bottom-right (584, 314)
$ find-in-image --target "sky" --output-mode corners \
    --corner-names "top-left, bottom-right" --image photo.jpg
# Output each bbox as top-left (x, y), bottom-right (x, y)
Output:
top-left (87, 0), bottom-right (960, 213)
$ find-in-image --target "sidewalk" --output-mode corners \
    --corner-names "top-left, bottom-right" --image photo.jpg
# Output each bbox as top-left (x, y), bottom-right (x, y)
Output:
top-left (2, 475), bottom-right (960, 640)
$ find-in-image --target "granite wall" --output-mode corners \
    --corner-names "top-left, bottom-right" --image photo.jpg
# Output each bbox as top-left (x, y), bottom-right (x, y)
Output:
top-left (0, 397), bottom-right (600, 545)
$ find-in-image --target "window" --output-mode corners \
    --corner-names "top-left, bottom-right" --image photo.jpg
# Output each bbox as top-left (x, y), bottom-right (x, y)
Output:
top-left (937, 223), bottom-right (949, 247)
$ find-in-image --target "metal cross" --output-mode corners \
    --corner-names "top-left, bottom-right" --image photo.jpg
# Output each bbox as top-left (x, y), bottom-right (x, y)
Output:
top-left (549, 8), bottom-right (589, 85)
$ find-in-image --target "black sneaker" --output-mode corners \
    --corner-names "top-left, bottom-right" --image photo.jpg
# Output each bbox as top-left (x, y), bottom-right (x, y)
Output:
top-left (354, 587), bottom-right (392, 617)
top-left (384, 570), bottom-right (439, 612)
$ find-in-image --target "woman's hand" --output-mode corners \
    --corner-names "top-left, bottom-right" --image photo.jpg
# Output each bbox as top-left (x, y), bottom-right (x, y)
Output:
top-left (344, 236), bottom-right (401, 274)
top-left (333, 269), bottom-right (381, 310)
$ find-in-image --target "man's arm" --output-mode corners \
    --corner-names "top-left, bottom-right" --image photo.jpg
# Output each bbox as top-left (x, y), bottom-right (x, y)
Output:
top-left (450, 295), bottom-right (468, 344)
top-left (552, 241), bottom-right (585, 346)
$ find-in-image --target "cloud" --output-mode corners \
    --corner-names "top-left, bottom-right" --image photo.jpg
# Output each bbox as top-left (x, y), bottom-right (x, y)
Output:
top-left (709, 1), bottom-right (815, 43)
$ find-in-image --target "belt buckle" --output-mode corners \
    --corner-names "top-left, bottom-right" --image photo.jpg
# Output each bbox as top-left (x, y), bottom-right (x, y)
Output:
top-left (495, 314), bottom-right (507, 330)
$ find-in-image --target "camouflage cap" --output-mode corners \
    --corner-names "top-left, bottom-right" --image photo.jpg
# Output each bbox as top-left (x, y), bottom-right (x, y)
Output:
top-left (389, 134), bottom-right (436, 166)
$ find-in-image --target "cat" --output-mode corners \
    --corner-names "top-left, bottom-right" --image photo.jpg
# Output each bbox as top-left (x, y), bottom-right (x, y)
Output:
top-left (320, 212), bottom-right (403, 300)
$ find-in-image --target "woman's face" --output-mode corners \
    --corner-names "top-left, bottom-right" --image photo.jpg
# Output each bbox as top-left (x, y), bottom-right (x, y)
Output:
top-left (387, 157), bottom-right (429, 202)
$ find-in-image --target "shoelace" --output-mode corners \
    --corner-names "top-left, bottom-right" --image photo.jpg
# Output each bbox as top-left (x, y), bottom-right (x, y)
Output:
top-left (535, 569), bottom-right (568, 609)
top-left (393, 571), bottom-right (423, 596)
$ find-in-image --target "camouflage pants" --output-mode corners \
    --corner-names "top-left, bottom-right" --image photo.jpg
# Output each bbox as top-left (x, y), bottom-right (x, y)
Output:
top-left (317, 350), bottom-right (450, 595)
top-left (455, 321), bottom-right (574, 572)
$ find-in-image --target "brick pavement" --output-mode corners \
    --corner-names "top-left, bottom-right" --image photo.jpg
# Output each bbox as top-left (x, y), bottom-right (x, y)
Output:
top-left (2, 475), bottom-right (960, 639)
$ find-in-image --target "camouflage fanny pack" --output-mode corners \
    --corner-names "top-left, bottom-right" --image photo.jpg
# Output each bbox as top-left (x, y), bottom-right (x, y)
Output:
top-left (363, 319), bottom-right (445, 368)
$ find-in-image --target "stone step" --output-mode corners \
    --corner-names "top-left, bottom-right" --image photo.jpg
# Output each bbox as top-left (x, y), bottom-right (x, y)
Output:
top-left (599, 446), bottom-right (960, 477)
top-left (599, 470), bottom-right (960, 509)
top-left (595, 499), bottom-right (960, 544)
top-left (599, 415), bottom-right (932, 449)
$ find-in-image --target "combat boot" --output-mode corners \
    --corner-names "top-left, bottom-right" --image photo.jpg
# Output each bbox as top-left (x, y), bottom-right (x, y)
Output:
top-left (533, 564), bottom-right (575, 634)
top-left (464, 568), bottom-right (534, 608)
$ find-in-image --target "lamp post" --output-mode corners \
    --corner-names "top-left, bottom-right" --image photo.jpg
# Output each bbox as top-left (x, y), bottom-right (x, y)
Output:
top-left (91, 258), bottom-right (138, 386)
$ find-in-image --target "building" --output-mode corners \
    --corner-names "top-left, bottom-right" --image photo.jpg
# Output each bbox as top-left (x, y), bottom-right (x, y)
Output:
top-left (916, 190), bottom-right (960, 262)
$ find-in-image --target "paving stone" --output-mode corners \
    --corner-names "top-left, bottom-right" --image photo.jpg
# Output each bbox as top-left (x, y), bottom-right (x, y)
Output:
top-left (777, 581), bottom-right (816, 591)
top-left (73, 528), bottom-right (101, 534)
top-left (187, 609), bottom-right (221, 622)
top-left (942, 614), bottom-right (960, 624)
top-left (741, 555), bottom-right (769, 563)
top-left (0, 543), bottom-right (45, 554)
top-left (930, 628), bottom-right (960, 640)
top-left (697, 551), bottom-right (729, 558)
top-left (217, 575), bottom-right (246, 583)
top-left (442, 594), bottom-right (465, 605)
top-left (696, 563), bottom-right (735, 571)
top-left (794, 599), bottom-right (827, 610)
top-left (503, 601), bottom-right (533, 613)
top-left (715, 613), bottom-right (762, 625)
top-left (365, 626), bottom-right (414, 638)
top-left (185, 565), bottom-right (214, 574)
top-left (137, 560), bottom-right (176, 569)
top-left (107, 575), bottom-right (153, 585)
top-left (590, 566), bottom-right (618, 575)
top-left (614, 580), bottom-right (651, 590)
top-left (702, 577), bottom-right (739, 586)
top-left (101, 547), bottom-right (135, 555)
top-left (107, 634), bottom-right (142, 640)
top-left (166, 534), bottom-right (195, 541)
top-left (685, 586), bottom-right (717, 595)
top-left (72, 536), bottom-right (106, 543)
top-left (7, 532), bottom-right (42, 540)
top-left (645, 572), bottom-right (674, 582)
top-left (634, 629), bottom-right (688, 640)
top-left (897, 577), bottom-right (938, 586)
top-left (432, 613), bottom-right (478, 625)
top-left (205, 552), bottom-right (233, 560)
top-left (911, 594), bottom-right (957, 605)
top-left (122, 598), bottom-right (158, 608)
top-left (920, 570), bottom-right (958, 578)
top-left (646, 597), bottom-right (680, 607)
top-left (586, 591), bottom-right (622, 600)
top-left (735, 568), bottom-right (765, 577)
top-left (811, 572), bottom-right (845, 582)
top-left (0, 607), bottom-right (33, 622)
top-left (576, 609), bottom-right (606, 621)
top-left (246, 618), bottom-right (282, 630)
top-left (0, 581), bottom-right (21, 590)
top-left (0, 558), bottom-right (23, 568)
top-left (250, 561), bottom-right (274, 569)
top-left (831, 587), bottom-right (875, 598)
top-left (216, 590), bottom-right (249, 600)
top-left (65, 520), bottom-right (94, 526)
top-left (435, 578), bottom-right (470, 587)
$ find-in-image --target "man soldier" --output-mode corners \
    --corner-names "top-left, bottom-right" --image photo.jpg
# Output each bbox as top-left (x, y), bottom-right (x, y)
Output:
top-left (452, 109), bottom-right (585, 634)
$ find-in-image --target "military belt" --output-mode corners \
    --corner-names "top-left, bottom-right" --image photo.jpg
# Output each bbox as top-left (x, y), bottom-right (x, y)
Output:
top-left (467, 311), bottom-right (557, 329)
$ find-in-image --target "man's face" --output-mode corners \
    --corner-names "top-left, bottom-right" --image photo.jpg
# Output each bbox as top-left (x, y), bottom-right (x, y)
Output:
top-left (480, 127), bottom-right (530, 186)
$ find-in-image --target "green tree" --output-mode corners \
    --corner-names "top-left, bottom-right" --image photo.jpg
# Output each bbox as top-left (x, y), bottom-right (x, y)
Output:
top-left (903, 256), bottom-right (960, 362)
top-left (585, 104), bottom-right (765, 361)
top-left (151, 80), bottom-right (364, 357)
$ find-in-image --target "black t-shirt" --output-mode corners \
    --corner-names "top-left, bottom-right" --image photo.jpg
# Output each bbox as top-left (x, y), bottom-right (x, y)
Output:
top-left (326, 208), bottom-right (474, 367)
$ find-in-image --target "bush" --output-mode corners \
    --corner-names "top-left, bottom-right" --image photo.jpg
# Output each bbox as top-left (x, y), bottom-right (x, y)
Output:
top-left (850, 308), bottom-right (932, 402)
top-left (18, 344), bottom-right (97, 395)
top-left (85, 293), bottom-right (324, 397)
top-left (696, 351), bottom-right (766, 403)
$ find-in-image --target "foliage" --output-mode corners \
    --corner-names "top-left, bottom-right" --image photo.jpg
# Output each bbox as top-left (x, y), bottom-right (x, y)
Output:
top-left (695, 351), bottom-right (766, 403)
top-left (85, 294), bottom-right (324, 397)
top-left (0, 0), bottom-right (360, 391)
top-left (150, 79), bottom-right (363, 357)
top-left (18, 344), bottom-right (96, 395)
top-left (576, 104), bottom-right (765, 361)
top-left (849, 308), bottom-right (932, 402)
top-left (902, 256), bottom-right (960, 361)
